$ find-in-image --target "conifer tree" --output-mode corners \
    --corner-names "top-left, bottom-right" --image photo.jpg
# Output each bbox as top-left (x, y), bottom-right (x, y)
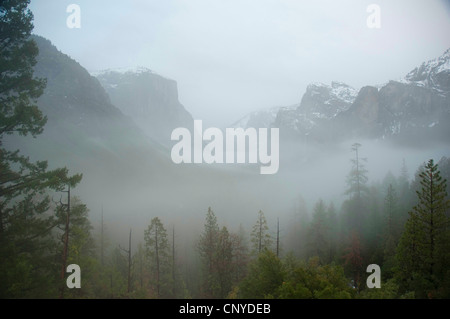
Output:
top-left (251, 210), bottom-right (272, 255)
top-left (215, 226), bottom-right (233, 298)
top-left (396, 159), bottom-right (450, 298)
top-left (0, 0), bottom-right (82, 298)
top-left (342, 143), bottom-right (369, 236)
top-left (346, 143), bottom-right (369, 200)
top-left (198, 207), bottom-right (220, 298)
top-left (144, 217), bottom-right (172, 298)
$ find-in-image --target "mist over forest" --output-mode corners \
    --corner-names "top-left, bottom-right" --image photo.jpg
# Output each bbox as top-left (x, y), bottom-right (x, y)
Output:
top-left (1, 0), bottom-right (450, 300)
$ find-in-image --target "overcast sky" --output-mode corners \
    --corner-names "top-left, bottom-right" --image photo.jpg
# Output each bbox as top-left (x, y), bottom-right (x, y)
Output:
top-left (29, 0), bottom-right (450, 127)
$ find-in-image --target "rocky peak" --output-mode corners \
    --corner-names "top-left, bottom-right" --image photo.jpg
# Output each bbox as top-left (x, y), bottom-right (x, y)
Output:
top-left (95, 68), bottom-right (193, 147)
top-left (299, 81), bottom-right (357, 119)
top-left (403, 48), bottom-right (450, 93)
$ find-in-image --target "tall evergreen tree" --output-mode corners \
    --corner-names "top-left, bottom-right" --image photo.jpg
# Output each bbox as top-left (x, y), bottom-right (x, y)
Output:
top-left (198, 207), bottom-right (220, 298)
top-left (346, 143), bottom-right (369, 200)
top-left (396, 159), bottom-right (450, 298)
top-left (342, 143), bottom-right (369, 237)
top-left (0, 0), bottom-right (82, 298)
top-left (251, 210), bottom-right (272, 255)
top-left (144, 217), bottom-right (172, 298)
top-left (61, 197), bottom-right (98, 298)
top-left (215, 226), bottom-right (233, 298)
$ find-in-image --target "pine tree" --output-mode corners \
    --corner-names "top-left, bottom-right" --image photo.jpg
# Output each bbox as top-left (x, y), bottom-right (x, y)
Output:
top-left (251, 210), bottom-right (272, 255)
top-left (0, 0), bottom-right (47, 139)
top-left (0, 0), bottom-right (82, 297)
top-left (343, 143), bottom-right (369, 235)
top-left (198, 207), bottom-right (220, 298)
top-left (346, 143), bottom-right (369, 200)
top-left (215, 226), bottom-right (233, 298)
top-left (61, 197), bottom-right (97, 298)
top-left (144, 217), bottom-right (172, 298)
top-left (396, 159), bottom-right (450, 298)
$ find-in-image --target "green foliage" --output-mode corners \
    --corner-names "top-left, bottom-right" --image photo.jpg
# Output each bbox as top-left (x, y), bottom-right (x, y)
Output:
top-left (144, 217), bottom-right (172, 298)
top-left (395, 159), bottom-right (450, 298)
top-left (359, 278), bottom-right (400, 299)
top-left (0, 0), bottom-right (83, 298)
top-left (239, 249), bottom-right (285, 299)
top-left (250, 210), bottom-right (272, 255)
top-left (0, 0), bottom-right (47, 138)
top-left (239, 252), bottom-right (354, 299)
top-left (215, 226), bottom-right (233, 298)
top-left (279, 257), bottom-right (354, 299)
top-left (62, 198), bottom-right (98, 298)
top-left (197, 207), bottom-right (221, 298)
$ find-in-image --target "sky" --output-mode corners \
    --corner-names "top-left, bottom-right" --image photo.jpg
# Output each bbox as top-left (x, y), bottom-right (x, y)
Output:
top-left (29, 0), bottom-right (450, 128)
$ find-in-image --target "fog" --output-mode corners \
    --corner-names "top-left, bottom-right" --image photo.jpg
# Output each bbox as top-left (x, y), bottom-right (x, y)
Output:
top-left (63, 134), bottom-right (450, 251)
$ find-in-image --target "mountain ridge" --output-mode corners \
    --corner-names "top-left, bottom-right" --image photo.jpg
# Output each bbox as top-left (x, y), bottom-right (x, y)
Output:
top-left (232, 48), bottom-right (450, 146)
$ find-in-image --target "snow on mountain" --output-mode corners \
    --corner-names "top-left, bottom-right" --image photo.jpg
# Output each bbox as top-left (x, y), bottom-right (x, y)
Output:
top-left (300, 81), bottom-right (358, 118)
top-left (231, 104), bottom-right (298, 129)
top-left (401, 48), bottom-right (450, 93)
top-left (90, 66), bottom-right (155, 77)
top-left (232, 81), bottom-right (357, 133)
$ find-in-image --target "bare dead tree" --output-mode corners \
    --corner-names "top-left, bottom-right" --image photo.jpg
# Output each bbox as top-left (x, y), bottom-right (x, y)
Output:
top-left (119, 228), bottom-right (132, 295)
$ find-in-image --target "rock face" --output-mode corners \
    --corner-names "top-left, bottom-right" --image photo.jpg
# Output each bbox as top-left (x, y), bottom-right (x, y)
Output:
top-left (96, 68), bottom-right (193, 147)
top-left (233, 49), bottom-right (450, 146)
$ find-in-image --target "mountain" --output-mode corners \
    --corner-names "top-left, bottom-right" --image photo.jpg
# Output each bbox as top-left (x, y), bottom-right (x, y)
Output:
top-left (274, 81), bottom-right (358, 141)
top-left (232, 49), bottom-right (450, 147)
top-left (337, 49), bottom-right (450, 144)
top-left (3, 35), bottom-right (175, 204)
top-left (231, 105), bottom-right (297, 129)
top-left (95, 68), bottom-right (193, 147)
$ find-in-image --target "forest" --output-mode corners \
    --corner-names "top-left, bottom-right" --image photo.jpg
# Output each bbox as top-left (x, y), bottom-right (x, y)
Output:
top-left (1, 0), bottom-right (450, 300)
